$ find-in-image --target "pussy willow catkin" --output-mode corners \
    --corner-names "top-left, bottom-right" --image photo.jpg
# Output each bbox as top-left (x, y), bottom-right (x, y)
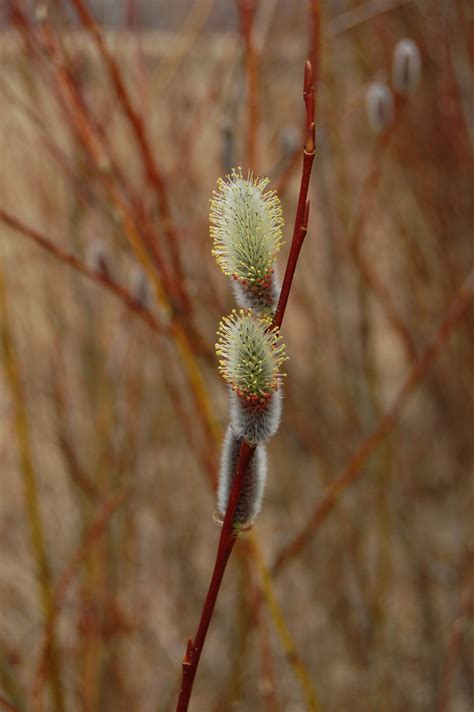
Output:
top-left (365, 81), bottom-right (394, 134)
top-left (216, 310), bottom-right (286, 444)
top-left (392, 38), bottom-right (421, 93)
top-left (129, 265), bottom-right (150, 308)
top-left (210, 168), bottom-right (283, 315)
top-left (211, 170), bottom-right (287, 528)
top-left (86, 239), bottom-right (112, 278)
top-left (215, 426), bottom-right (267, 529)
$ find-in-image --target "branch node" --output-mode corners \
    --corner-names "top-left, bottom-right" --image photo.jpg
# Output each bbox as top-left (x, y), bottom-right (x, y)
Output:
top-left (182, 639), bottom-right (193, 667)
top-left (305, 122), bottom-right (316, 155)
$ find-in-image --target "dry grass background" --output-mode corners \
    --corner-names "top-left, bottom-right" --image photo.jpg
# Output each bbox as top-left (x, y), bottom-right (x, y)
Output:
top-left (0, 1), bottom-right (473, 711)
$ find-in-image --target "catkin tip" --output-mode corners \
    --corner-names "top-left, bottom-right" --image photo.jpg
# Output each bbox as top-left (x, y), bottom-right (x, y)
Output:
top-left (210, 168), bottom-right (284, 284)
top-left (216, 310), bottom-right (287, 401)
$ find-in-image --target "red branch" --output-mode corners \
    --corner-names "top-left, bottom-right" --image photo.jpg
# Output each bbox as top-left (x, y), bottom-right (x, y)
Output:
top-left (274, 61), bottom-right (315, 329)
top-left (176, 61), bottom-right (317, 712)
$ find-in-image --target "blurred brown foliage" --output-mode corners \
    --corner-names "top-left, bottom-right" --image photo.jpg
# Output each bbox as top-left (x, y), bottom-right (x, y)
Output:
top-left (0, 1), bottom-right (473, 711)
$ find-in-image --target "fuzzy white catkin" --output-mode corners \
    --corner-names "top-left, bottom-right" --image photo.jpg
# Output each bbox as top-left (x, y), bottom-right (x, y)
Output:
top-left (392, 39), bottom-right (421, 93)
top-left (216, 426), bottom-right (267, 527)
top-left (230, 388), bottom-right (282, 445)
top-left (210, 169), bottom-right (284, 284)
top-left (86, 239), bottom-right (111, 278)
top-left (365, 82), bottom-right (394, 134)
top-left (216, 310), bottom-right (287, 400)
top-left (129, 265), bottom-right (150, 307)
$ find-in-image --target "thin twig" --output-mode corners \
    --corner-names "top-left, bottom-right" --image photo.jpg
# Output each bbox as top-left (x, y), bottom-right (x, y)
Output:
top-left (274, 60), bottom-right (315, 329)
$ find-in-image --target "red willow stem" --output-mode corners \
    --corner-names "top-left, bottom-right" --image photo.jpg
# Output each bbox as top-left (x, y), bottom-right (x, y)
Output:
top-left (176, 61), bottom-right (316, 712)
top-left (273, 61), bottom-right (316, 329)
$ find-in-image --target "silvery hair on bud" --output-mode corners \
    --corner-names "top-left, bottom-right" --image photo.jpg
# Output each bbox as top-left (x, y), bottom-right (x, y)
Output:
top-left (366, 81), bottom-right (394, 134)
top-left (216, 426), bottom-right (267, 527)
top-left (230, 388), bottom-right (282, 445)
top-left (129, 265), bottom-right (150, 308)
top-left (392, 38), bottom-right (421, 93)
top-left (86, 239), bottom-right (112, 278)
top-left (232, 268), bottom-right (281, 316)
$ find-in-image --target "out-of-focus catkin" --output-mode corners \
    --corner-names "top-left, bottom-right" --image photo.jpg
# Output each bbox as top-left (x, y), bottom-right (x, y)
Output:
top-left (86, 239), bottom-right (112, 278)
top-left (366, 81), bottom-right (394, 134)
top-left (129, 265), bottom-right (150, 308)
top-left (392, 39), bottom-right (421, 93)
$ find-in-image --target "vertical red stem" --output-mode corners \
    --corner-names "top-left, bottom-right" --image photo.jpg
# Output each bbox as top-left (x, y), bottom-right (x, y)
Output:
top-left (273, 62), bottom-right (315, 330)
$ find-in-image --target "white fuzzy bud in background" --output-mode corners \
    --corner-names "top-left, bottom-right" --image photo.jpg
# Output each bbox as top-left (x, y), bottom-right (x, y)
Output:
top-left (86, 239), bottom-right (112, 278)
top-left (215, 426), bottom-right (267, 529)
top-left (129, 265), bottom-right (150, 308)
top-left (392, 39), bottom-right (421, 94)
top-left (365, 82), bottom-right (394, 134)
